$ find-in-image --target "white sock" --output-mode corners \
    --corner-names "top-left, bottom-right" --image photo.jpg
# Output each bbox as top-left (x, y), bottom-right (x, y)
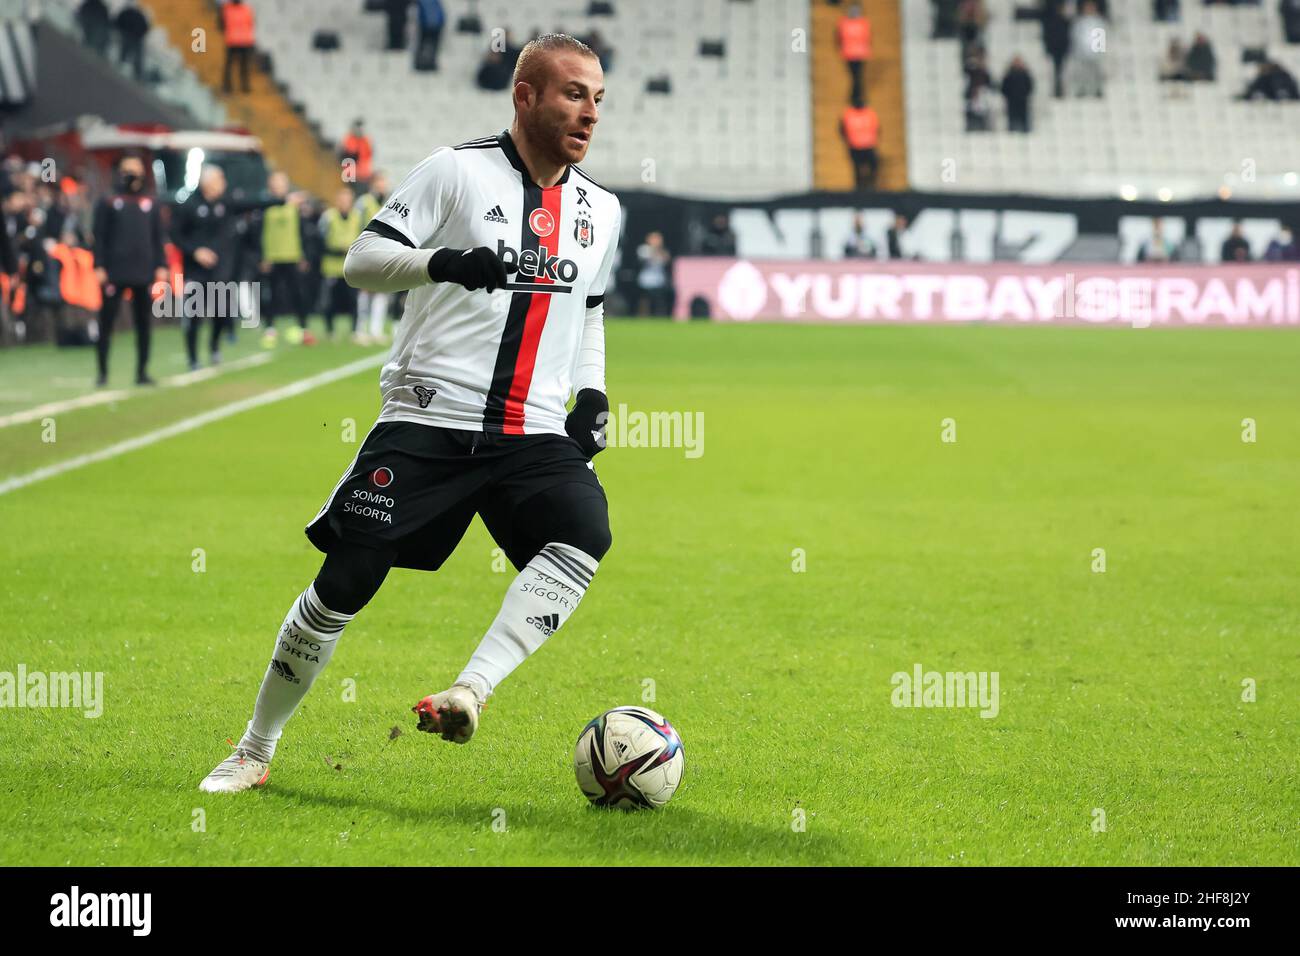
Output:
top-left (239, 583), bottom-right (354, 762)
top-left (457, 542), bottom-right (599, 701)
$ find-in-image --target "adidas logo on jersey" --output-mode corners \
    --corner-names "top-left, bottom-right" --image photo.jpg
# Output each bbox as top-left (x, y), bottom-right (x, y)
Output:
top-left (525, 613), bottom-right (561, 635)
top-left (483, 205), bottom-right (509, 224)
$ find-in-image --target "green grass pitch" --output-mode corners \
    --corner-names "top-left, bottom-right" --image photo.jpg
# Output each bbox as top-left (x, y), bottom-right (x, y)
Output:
top-left (0, 320), bottom-right (1296, 866)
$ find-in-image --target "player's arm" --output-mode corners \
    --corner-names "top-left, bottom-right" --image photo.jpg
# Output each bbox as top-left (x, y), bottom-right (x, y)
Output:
top-left (566, 204), bottom-right (621, 458)
top-left (343, 148), bottom-right (512, 294)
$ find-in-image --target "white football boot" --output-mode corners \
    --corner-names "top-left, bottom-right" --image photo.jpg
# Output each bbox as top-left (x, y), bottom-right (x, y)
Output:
top-left (198, 747), bottom-right (271, 793)
top-left (412, 683), bottom-right (486, 744)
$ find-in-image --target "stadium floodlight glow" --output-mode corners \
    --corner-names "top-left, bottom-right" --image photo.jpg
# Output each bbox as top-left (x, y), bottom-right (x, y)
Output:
top-left (1218, 185), bottom-right (1233, 200)
top-left (1157, 187), bottom-right (1173, 202)
top-left (1285, 172), bottom-right (1299, 187)
top-left (1119, 184), bottom-right (1139, 201)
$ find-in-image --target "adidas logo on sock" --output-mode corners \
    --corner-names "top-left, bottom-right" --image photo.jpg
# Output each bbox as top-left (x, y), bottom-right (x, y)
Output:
top-left (270, 659), bottom-right (301, 684)
top-left (483, 205), bottom-right (509, 224)
top-left (525, 613), bottom-right (561, 635)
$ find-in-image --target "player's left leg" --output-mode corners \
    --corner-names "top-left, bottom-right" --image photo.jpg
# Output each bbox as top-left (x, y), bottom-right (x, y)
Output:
top-left (199, 543), bottom-right (395, 792)
top-left (413, 473), bottom-right (611, 744)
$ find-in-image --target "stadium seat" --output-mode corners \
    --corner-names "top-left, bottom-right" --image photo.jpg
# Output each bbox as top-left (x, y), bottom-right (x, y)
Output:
top-left (244, 0), bottom-right (813, 197)
top-left (903, 0), bottom-right (1300, 199)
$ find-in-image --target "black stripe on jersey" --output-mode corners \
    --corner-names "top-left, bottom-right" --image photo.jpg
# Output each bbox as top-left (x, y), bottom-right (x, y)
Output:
top-left (363, 220), bottom-right (415, 248)
top-left (454, 134), bottom-right (500, 150)
top-left (585, 294), bottom-right (604, 308)
top-left (482, 179), bottom-right (543, 434)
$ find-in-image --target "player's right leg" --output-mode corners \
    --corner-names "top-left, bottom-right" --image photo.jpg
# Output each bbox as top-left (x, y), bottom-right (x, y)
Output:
top-left (198, 543), bottom-right (395, 792)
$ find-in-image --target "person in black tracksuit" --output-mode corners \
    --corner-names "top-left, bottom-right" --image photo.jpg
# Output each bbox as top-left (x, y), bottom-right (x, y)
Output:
top-left (91, 154), bottom-right (167, 386)
top-left (171, 164), bottom-right (280, 368)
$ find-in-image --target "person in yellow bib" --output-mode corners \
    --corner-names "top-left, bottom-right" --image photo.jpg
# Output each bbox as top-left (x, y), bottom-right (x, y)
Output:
top-left (355, 172), bottom-right (392, 344)
top-left (256, 171), bottom-right (310, 341)
top-left (319, 187), bottom-right (365, 339)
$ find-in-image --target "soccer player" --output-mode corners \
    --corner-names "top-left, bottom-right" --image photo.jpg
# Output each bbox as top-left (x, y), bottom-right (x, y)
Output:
top-left (200, 33), bottom-right (619, 792)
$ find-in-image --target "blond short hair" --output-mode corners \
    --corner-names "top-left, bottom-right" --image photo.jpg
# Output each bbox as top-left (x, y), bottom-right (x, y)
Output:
top-left (512, 33), bottom-right (598, 93)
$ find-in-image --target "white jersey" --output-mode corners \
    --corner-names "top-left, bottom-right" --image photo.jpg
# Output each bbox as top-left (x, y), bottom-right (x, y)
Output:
top-left (366, 130), bottom-right (621, 436)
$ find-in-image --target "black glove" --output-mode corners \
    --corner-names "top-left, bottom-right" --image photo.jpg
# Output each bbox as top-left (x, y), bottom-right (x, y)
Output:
top-left (427, 246), bottom-right (516, 292)
top-left (565, 388), bottom-right (609, 459)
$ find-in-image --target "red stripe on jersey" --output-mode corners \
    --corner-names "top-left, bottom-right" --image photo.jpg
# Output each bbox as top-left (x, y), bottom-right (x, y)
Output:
top-left (501, 183), bottom-right (563, 434)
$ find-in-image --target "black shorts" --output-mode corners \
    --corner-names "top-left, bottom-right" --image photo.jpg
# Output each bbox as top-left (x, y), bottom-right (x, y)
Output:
top-left (305, 421), bottom-right (608, 571)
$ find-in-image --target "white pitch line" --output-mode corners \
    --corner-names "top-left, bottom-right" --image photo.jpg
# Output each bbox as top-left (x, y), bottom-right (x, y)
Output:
top-left (0, 351), bottom-right (276, 430)
top-left (160, 351), bottom-right (274, 388)
top-left (0, 387), bottom-right (133, 428)
top-left (0, 353), bottom-right (385, 497)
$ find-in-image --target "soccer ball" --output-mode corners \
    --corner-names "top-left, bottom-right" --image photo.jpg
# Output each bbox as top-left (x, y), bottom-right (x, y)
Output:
top-left (574, 706), bottom-right (684, 809)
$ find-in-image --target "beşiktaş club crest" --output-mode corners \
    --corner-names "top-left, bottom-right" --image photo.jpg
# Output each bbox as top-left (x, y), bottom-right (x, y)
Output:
top-left (574, 214), bottom-right (594, 248)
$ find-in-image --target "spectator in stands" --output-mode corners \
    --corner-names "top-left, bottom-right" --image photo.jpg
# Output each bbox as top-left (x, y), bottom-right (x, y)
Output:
top-left (221, 0), bottom-right (257, 94)
top-left (957, 0), bottom-right (989, 55)
top-left (1159, 38), bottom-right (1191, 82)
top-left (1154, 0), bottom-right (1181, 22)
top-left (339, 120), bottom-right (375, 192)
top-left (1186, 33), bottom-right (1216, 81)
top-left (841, 95), bottom-right (881, 189)
top-left (385, 0), bottom-right (411, 51)
top-left (414, 0), bottom-right (446, 72)
top-left (966, 75), bottom-right (995, 131)
top-left (255, 171), bottom-right (310, 341)
top-left (1242, 59), bottom-right (1300, 100)
top-left (636, 231), bottom-right (673, 317)
top-left (477, 46), bottom-right (514, 91)
top-left (699, 213), bottom-right (737, 256)
top-left (1284, 0), bottom-right (1300, 44)
top-left (1070, 1), bottom-right (1106, 97)
top-left (113, 0), bottom-right (150, 82)
top-left (319, 188), bottom-right (365, 338)
top-left (843, 214), bottom-right (877, 259)
top-left (1042, 0), bottom-right (1072, 98)
top-left (1136, 218), bottom-right (1178, 262)
top-left (837, 6), bottom-right (873, 105)
top-left (581, 29), bottom-right (615, 72)
top-left (932, 0), bottom-right (961, 39)
top-left (90, 153), bottom-right (166, 387)
top-left (76, 0), bottom-right (111, 58)
top-left (887, 214), bottom-right (911, 259)
top-left (1264, 225), bottom-right (1299, 260)
top-left (964, 48), bottom-right (992, 98)
top-left (1221, 221), bottom-right (1252, 262)
top-left (1001, 56), bottom-right (1035, 132)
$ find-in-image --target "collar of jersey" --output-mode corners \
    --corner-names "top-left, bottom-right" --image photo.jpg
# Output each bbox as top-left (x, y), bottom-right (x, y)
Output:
top-left (497, 129), bottom-right (571, 188)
